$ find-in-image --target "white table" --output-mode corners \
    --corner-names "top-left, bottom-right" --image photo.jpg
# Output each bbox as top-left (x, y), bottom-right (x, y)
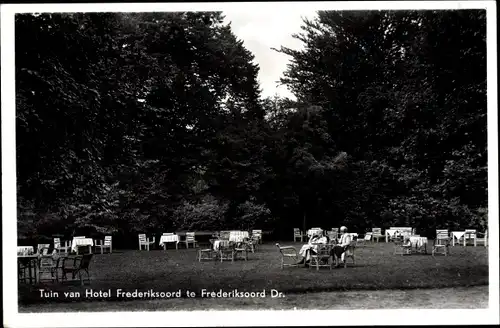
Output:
top-left (17, 246), bottom-right (34, 256)
top-left (229, 231), bottom-right (249, 243)
top-left (451, 231), bottom-right (466, 246)
top-left (71, 238), bottom-right (93, 254)
top-left (385, 229), bottom-right (398, 242)
top-left (307, 229), bottom-right (323, 238)
top-left (160, 234), bottom-right (179, 250)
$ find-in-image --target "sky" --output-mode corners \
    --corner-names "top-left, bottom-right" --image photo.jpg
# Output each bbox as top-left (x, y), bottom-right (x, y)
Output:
top-left (223, 9), bottom-right (318, 100)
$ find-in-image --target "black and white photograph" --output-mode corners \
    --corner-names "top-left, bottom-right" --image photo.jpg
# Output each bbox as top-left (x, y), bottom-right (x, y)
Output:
top-left (2, 1), bottom-right (498, 327)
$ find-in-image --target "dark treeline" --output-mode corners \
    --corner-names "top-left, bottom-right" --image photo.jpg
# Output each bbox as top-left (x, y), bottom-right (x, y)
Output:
top-left (16, 10), bottom-right (487, 243)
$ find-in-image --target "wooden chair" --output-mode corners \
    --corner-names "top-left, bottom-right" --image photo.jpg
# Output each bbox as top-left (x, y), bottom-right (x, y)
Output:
top-left (218, 240), bottom-right (235, 262)
top-left (37, 244), bottom-right (50, 255)
top-left (276, 243), bottom-right (299, 269)
top-left (476, 230), bottom-right (488, 247)
top-left (61, 254), bottom-right (93, 285)
top-left (95, 236), bottom-right (112, 254)
top-left (310, 244), bottom-right (333, 271)
top-left (138, 234), bottom-right (155, 251)
top-left (464, 229), bottom-right (477, 246)
top-left (371, 228), bottom-right (384, 242)
top-left (38, 256), bottom-right (60, 283)
top-left (252, 230), bottom-right (263, 244)
top-left (184, 232), bottom-right (198, 249)
top-left (293, 228), bottom-right (304, 242)
top-left (394, 236), bottom-right (412, 256)
top-left (432, 230), bottom-right (450, 256)
top-left (356, 233), bottom-right (372, 247)
top-left (197, 241), bottom-right (216, 262)
top-left (53, 238), bottom-right (70, 254)
top-left (234, 242), bottom-right (248, 261)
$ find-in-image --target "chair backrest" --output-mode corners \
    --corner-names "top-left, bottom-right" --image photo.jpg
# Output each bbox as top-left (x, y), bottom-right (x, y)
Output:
top-left (138, 234), bottom-right (147, 242)
top-left (293, 228), bottom-right (302, 236)
top-left (252, 229), bottom-right (262, 236)
top-left (37, 244), bottom-right (50, 255)
top-left (219, 240), bottom-right (234, 250)
top-left (364, 234), bottom-right (372, 241)
top-left (372, 228), bottom-right (382, 235)
top-left (39, 256), bottom-right (55, 268)
top-left (163, 233), bottom-right (174, 236)
top-left (186, 232), bottom-right (196, 241)
top-left (104, 236), bottom-right (112, 246)
top-left (74, 236), bottom-right (85, 239)
top-left (54, 238), bottom-right (61, 248)
top-left (436, 230), bottom-right (449, 239)
top-left (465, 229), bottom-right (476, 238)
top-left (315, 244), bottom-right (332, 257)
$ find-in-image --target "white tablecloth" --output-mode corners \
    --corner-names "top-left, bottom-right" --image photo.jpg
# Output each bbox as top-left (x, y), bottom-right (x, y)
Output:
top-left (229, 231), bottom-right (249, 242)
top-left (17, 246), bottom-right (34, 255)
top-left (307, 228), bottom-right (323, 237)
top-left (71, 238), bottom-right (94, 252)
top-left (160, 234), bottom-right (179, 245)
top-left (451, 231), bottom-right (465, 245)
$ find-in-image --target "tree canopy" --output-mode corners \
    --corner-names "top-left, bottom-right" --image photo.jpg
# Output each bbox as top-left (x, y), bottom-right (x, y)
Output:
top-left (16, 10), bottom-right (487, 243)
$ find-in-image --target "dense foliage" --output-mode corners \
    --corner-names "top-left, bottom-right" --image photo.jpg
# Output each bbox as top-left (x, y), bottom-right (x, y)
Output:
top-left (16, 10), bottom-right (487, 243)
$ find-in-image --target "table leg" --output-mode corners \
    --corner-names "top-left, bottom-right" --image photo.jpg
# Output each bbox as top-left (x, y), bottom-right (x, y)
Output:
top-left (89, 245), bottom-right (92, 254)
top-left (452, 235), bottom-right (455, 246)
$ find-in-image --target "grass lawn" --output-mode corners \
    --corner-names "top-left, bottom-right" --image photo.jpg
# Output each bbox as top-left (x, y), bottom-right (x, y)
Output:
top-left (18, 241), bottom-right (488, 311)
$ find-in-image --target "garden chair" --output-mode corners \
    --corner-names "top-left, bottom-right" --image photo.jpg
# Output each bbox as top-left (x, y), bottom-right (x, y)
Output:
top-left (393, 236), bottom-right (412, 256)
top-left (234, 242), bottom-right (248, 261)
top-left (476, 230), bottom-right (488, 247)
top-left (38, 255), bottom-right (60, 283)
top-left (53, 238), bottom-right (70, 253)
top-left (252, 230), bottom-right (263, 244)
top-left (198, 241), bottom-right (216, 262)
top-left (332, 241), bottom-right (356, 268)
top-left (138, 234), bottom-right (155, 251)
top-left (184, 232), bottom-right (198, 248)
top-left (61, 254), bottom-right (93, 285)
top-left (432, 229), bottom-right (450, 256)
top-left (37, 244), bottom-right (50, 255)
top-left (275, 243), bottom-right (300, 269)
top-left (356, 233), bottom-right (372, 247)
top-left (310, 244), bottom-right (333, 271)
top-left (95, 235), bottom-right (112, 254)
top-left (328, 229), bottom-right (338, 241)
top-left (293, 228), bottom-right (304, 242)
top-left (371, 228), bottom-right (384, 242)
top-left (464, 229), bottom-right (477, 246)
top-left (218, 240), bottom-right (235, 262)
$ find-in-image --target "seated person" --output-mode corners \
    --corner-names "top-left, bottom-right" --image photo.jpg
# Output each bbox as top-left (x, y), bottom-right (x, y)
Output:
top-left (296, 233), bottom-right (328, 265)
top-left (331, 226), bottom-right (352, 266)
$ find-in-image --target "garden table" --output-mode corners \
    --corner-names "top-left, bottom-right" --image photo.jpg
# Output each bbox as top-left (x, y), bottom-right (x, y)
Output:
top-left (71, 237), bottom-right (93, 254)
top-left (229, 231), bottom-right (249, 243)
top-left (385, 229), bottom-right (398, 242)
top-left (451, 231), bottom-right (466, 246)
top-left (160, 234), bottom-right (179, 250)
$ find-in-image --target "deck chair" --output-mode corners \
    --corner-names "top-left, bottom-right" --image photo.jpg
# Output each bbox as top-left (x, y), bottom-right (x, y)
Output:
top-left (61, 254), bottom-right (93, 285)
top-left (372, 228), bottom-right (384, 242)
top-left (95, 236), bottom-right (112, 254)
top-left (276, 243), bottom-right (300, 269)
top-left (184, 232), bottom-right (198, 248)
top-left (138, 234), bottom-right (155, 251)
top-left (293, 228), bottom-right (304, 242)
top-left (476, 230), bottom-right (488, 247)
top-left (432, 230), bottom-right (450, 256)
top-left (37, 244), bottom-right (51, 255)
top-left (356, 233), bottom-right (372, 247)
top-left (464, 229), bottom-right (477, 246)
top-left (53, 238), bottom-right (70, 253)
top-left (218, 240), bottom-right (235, 262)
top-left (310, 244), bottom-right (333, 271)
top-left (252, 230), bottom-right (263, 244)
